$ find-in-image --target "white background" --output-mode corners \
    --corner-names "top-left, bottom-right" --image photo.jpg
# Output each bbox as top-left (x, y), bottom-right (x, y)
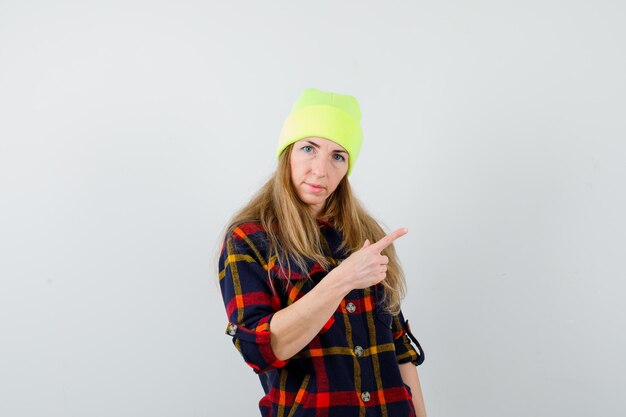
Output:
top-left (1, 1), bottom-right (625, 416)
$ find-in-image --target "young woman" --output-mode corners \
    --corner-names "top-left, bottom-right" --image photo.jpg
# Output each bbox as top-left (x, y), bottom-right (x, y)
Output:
top-left (216, 88), bottom-right (427, 417)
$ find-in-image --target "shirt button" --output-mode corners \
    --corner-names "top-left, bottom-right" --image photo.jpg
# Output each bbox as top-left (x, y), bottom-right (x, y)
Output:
top-left (354, 345), bottom-right (364, 357)
top-left (227, 324), bottom-right (237, 336)
top-left (361, 391), bottom-right (371, 402)
top-left (346, 302), bottom-right (356, 313)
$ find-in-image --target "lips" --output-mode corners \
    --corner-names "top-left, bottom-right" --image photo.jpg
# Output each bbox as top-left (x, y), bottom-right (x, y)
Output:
top-left (305, 182), bottom-right (325, 190)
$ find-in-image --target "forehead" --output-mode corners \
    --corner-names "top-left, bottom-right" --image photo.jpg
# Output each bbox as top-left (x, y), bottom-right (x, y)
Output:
top-left (296, 137), bottom-right (347, 152)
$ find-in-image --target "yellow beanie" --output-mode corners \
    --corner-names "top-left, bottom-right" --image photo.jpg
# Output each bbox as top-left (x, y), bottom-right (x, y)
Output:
top-left (277, 88), bottom-right (363, 176)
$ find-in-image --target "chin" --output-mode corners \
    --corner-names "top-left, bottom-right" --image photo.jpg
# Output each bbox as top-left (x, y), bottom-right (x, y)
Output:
top-left (300, 196), bottom-right (323, 206)
top-left (303, 198), bottom-right (322, 206)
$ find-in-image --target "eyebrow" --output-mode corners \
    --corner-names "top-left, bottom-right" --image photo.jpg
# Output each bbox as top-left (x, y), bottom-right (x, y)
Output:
top-left (303, 140), bottom-right (348, 154)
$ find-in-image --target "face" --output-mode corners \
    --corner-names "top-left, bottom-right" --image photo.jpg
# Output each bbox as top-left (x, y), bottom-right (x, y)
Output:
top-left (289, 137), bottom-right (349, 217)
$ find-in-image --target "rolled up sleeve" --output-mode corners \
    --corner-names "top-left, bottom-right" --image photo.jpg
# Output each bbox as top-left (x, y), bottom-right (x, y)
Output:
top-left (218, 227), bottom-right (289, 374)
top-left (391, 308), bottom-right (425, 366)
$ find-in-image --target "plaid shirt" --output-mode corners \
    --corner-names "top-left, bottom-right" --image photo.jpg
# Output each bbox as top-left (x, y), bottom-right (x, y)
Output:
top-left (218, 219), bottom-right (425, 417)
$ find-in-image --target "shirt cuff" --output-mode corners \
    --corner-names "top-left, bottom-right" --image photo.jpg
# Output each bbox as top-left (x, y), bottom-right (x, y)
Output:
top-left (394, 318), bottom-right (425, 366)
top-left (225, 313), bottom-right (289, 374)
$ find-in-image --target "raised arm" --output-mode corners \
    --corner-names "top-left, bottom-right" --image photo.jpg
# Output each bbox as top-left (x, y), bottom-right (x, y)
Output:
top-left (269, 269), bottom-right (352, 360)
top-left (270, 227), bottom-right (409, 360)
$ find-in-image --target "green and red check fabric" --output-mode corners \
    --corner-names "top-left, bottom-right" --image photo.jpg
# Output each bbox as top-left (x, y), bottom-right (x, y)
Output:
top-left (218, 219), bottom-right (425, 417)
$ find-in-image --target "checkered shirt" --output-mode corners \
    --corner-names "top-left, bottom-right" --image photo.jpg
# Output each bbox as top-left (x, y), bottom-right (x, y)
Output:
top-left (218, 219), bottom-right (425, 417)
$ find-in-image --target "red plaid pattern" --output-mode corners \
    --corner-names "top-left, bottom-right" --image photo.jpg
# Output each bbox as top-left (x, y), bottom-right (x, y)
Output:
top-left (219, 219), bottom-right (425, 417)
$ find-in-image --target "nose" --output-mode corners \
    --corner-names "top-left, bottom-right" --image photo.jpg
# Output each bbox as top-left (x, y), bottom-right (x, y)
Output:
top-left (311, 155), bottom-right (328, 177)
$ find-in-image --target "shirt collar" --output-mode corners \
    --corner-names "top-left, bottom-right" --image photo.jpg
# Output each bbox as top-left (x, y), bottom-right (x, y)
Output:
top-left (316, 218), bottom-right (334, 228)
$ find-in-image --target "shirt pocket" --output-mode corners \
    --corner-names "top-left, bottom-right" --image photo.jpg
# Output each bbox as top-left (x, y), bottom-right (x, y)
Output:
top-left (374, 308), bottom-right (395, 346)
top-left (375, 308), bottom-right (393, 329)
top-left (373, 285), bottom-right (394, 339)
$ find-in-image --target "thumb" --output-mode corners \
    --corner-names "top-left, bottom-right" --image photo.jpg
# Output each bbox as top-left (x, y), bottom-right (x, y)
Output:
top-left (362, 239), bottom-right (370, 248)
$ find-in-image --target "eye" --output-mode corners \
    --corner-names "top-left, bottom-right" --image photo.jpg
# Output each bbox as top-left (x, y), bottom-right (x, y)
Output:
top-left (333, 153), bottom-right (346, 162)
top-left (301, 145), bottom-right (313, 153)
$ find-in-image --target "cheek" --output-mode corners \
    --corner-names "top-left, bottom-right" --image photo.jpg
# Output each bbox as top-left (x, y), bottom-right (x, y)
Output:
top-left (290, 164), bottom-right (306, 187)
top-left (332, 173), bottom-right (346, 192)
top-left (289, 155), bottom-right (299, 178)
top-left (290, 163), bottom-right (301, 180)
top-left (290, 157), bottom-right (309, 177)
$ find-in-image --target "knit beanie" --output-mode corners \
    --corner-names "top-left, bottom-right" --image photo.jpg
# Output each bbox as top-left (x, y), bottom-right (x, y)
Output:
top-left (276, 88), bottom-right (363, 176)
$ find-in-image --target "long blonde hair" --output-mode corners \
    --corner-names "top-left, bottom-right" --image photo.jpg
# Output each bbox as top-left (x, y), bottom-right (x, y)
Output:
top-left (214, 143), bottom-right (407, 314)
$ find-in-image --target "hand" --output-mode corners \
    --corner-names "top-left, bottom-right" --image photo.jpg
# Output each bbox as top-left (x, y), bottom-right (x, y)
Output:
top-left (336, 228), bottom-right (408, 291)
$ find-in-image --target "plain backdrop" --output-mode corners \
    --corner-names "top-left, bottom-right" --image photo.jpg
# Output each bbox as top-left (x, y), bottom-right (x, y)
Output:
top-left (1, 1), bottom-right (625, 416)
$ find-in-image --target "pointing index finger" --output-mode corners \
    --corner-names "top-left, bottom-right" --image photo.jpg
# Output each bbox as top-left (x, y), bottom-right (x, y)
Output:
top-left (371, 228), bottom-right (408, 252)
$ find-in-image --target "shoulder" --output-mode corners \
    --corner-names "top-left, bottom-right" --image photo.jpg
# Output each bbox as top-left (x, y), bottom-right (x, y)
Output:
top-left (223, 221), bottom-right (271, 257)
top-left (228, 221), bottom-right (266, 239)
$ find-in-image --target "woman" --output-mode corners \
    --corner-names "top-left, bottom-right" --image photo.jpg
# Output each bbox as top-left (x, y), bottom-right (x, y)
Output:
top-left (216, 88), bottom-right (427, 417)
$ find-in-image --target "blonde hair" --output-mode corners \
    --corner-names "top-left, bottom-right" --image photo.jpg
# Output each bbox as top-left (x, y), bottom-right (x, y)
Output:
top-left (214, 143), bottom-right (407, 314)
